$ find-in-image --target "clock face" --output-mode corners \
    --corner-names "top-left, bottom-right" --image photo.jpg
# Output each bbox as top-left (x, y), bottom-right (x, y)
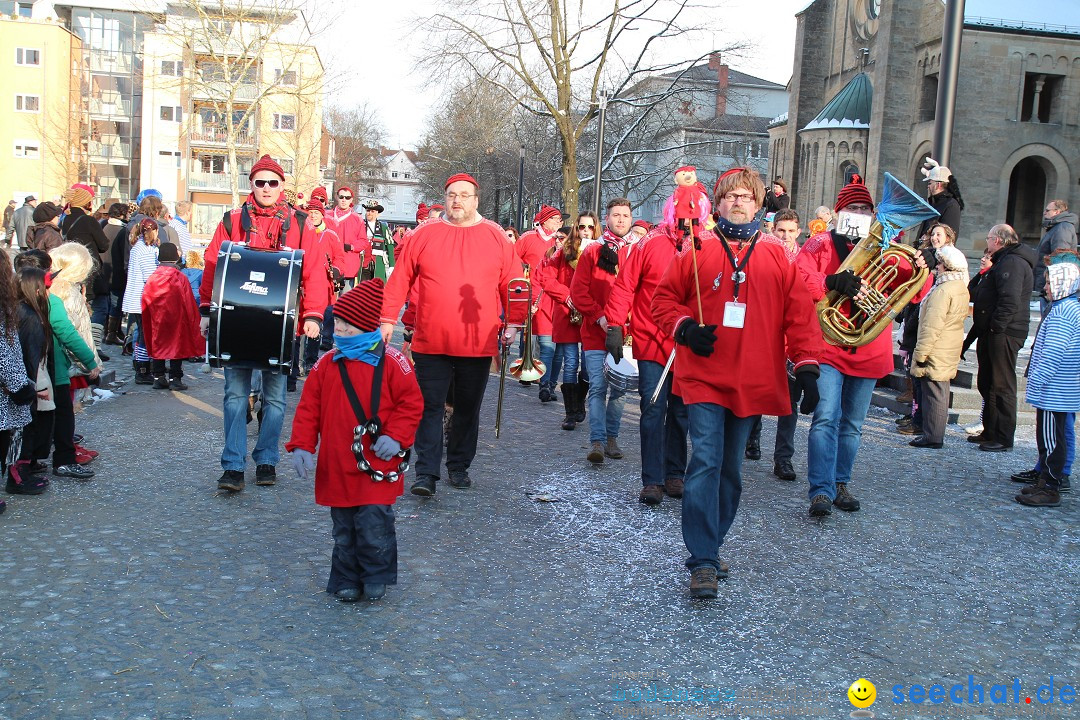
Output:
top-left (852, 0), bottom-right (881, 41)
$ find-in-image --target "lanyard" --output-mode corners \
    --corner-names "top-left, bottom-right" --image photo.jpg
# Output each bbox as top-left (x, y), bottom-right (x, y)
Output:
top-left (337, 354), bottom-right (385, 435)
top-left (716, 233), bottom-right (758, 301)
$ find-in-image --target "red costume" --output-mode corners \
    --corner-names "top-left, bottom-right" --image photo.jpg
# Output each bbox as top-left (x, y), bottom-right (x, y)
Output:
top-left (141, 264), bottom-right (204, 360)
top-left (381, 218), bottom-right (522, 357)
top-left (198, 195), bottom-right (330, 328)
top-left (305, 220), bottom-right (345, 307)
top-left (515, 227), bottom-right (557, 336)
top-left (535, 249), bottom-right (582, 344)
top-left (651, 230), bottom-right (823, 416)
top-left (569, 240), bottom-right (630, 351)
top-left (327, 207), bottom-right (368, 279)
top-left (286, 347), bottom-right (423, 506)
top-left (604, 225), bottom-right (681, 365)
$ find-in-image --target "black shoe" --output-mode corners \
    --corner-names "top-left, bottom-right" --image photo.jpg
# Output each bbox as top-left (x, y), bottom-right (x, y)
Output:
top-left (28, 461), bottom-right (48, 475)
top-left (217, 470), bottom-right (244, 492)
top-left (255, 464), bottom-right (276, 486)
top-left (809, 494), bottom-right (832, 516)
top-left (334, 587), bottom-right (361, 602)
top-left (169, 377), bottom-right (188, 391)
top-left (54, 464), bottom-right (94, 480)
top-left (908, 437), bottom-right (943, 449)
top-left (152, 376), bottom-right (170, 389)
top-left (362, 583), bottom-right (386, 601)
top-left (287, 379), bottom-right (297, 393)
top-left (134, 372), bottom-right (154, 385)
top-left (1061, 475), bottom-right (1072, 493)
top-left (1010, 469), bottom-right (1040, 484)
top-left (967, 433), bottom-right (993, 444)
top-left (538, 386), bottom-right (554, 403)
top-left (446, 470), bottom-right (471, 489)
top-left (97, 348), bottom-right (110, 362)
top-left (72, 434), bottom-right (84, 444)
top-left (744, 441), bottom-right (761, 461)
top-left (410, 475), bottom-right (437, 496)
top-left (772, 460), bottom-right (796, 481)
top-left (979, 442), bottom-right (1012, 452)
top-left (894, 414), bottom-right (913, 425)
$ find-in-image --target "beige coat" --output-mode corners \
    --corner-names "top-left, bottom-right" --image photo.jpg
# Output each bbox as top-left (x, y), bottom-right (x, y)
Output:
top-left (911, 278), bottom-right (968, 381)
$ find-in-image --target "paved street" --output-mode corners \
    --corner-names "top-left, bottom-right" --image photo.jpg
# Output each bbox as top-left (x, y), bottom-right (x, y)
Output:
top-left (1, 350), bottom-right (1077, 720)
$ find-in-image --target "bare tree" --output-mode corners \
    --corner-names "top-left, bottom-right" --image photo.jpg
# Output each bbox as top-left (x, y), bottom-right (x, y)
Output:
top-left (324, 102), bottom-right (385, 190)
top-left (421, 0), bottom-right (734, 212)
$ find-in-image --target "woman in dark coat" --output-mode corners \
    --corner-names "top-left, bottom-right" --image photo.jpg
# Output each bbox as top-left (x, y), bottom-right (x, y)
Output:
top-left (0, 251), bottom-right (35, 511)
top-left (7, 266), bottom-right (52, 495)
top-left (60, 187), bottom-right (112, 354)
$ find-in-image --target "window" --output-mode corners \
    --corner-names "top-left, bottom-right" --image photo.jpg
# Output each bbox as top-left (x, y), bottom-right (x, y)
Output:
top-left (1021, 72), bottom-right (1063, 124)
top-left (391, 171), bottom-right (399, 178)
top-left (275, 69), bottom-right (298, 86)
top-left (15, 95), bottom-right (40, 112)
top-left (161, 60), bottom-right (184, 76)
top-left (404, 172), bottom-right (411, 179)
top-left (367, 185), bottom-right (375, 194)
top-left (159, 105), bottom-right (182, 122)
top-left (15, 48), bottom-right (41, 66)
top-left (273, 113), bottom-right (295, 131)
top-left (200, 154), bottom-right (226, 173)
top-left (276, 158), bottom-right (295, 174)
top-left (14, 140), bottom-right (40, 159)
top-left (16, 2), bottom-right (32, 17)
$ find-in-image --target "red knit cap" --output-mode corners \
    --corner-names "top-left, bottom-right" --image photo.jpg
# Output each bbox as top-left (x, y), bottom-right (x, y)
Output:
top-left (675, 165), bottom-right (696, 175)
top-left (416, 202), bottom-right (429, 223)
top-left (310, 186), bottom-right (328, 203)
top-left (633, 220), bottom-right (651, 230)
top-left (533, 205), bottom-right (561, 224)
top-left (306, 198), bottom-right (326, 214)
top-left (249, 154), bottom-right (285, 181)
top-left (430, 203), bottom-right (444, 212)
top-left (835, 174), bottom-right (874, 213)
top-left (335, 278), bottom-right (384, 332)
top-left (445, 172), bottom-right (479, 190)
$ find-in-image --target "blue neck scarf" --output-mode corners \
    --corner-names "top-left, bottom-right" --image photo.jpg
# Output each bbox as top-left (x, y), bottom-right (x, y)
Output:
top-left (713, 214), bottom-right (761, 240)
top-left (333, 330), bottom-right (383, 367)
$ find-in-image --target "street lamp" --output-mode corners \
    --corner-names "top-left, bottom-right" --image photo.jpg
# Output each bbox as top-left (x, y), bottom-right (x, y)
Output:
top-left (516, 144), bottom-right (525, 231)
top-left (591, 92), bottom-right (608, 219)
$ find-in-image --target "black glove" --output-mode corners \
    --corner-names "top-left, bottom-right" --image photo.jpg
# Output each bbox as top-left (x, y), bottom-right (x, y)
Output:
top-left (919, 247), bottom-right (937, 270)
top-left (343, 243), bottom-right (353, 252)
top-left (675, 319), bottom-right (717, 357)
top-left (11, 382), bottom-right (36, 406)
top-left (793, 367), bottom-right (820, 414)
top-left (915, 358), bottom-right (930, 368)
top-left (605, 326), bottom-right (624, 361)
top-left (824, 269), bottom-right (862, 298)
top-left (403, 328), bottom-right (414, 343)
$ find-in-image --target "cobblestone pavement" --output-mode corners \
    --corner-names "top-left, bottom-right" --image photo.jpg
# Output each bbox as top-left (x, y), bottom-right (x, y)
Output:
top-left (1, 351), bottom-right (1077, 720)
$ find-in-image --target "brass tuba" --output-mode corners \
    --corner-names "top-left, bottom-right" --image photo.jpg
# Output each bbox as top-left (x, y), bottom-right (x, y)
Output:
top-left (507, 269), bottom-right (546, 383)
top-left (817, 173), bottom-right (939, 348)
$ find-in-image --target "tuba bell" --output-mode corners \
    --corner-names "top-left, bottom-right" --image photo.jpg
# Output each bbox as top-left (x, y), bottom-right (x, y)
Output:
top-left (818, 173), bottom-right (940, 348)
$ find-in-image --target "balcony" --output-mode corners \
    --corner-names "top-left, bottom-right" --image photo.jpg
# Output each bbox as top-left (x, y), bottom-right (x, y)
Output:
top-left (87, 140), bottom-right (131, 163)
top-left (88, 50), bottom-right (134, 75)
top-left (89, 97), bottom-right (132, 117)
top-left (186, 171), bottom-right (248, 192)
top-left (191, 81), bottom-right (259, 103)
top-left (188, 127), bottom-right (256, 149)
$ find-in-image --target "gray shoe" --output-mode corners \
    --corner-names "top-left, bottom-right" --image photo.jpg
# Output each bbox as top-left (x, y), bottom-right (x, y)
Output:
top-left (809, 494), bottom-right (832, 516)
top-left (362, 583), bottom-right (386, 601)
top-left (833, 482), bottom-right (860, 512)
top-left (334, 588), bottom-right (361, 602)
top-left (587, 442), bottom-right (604, 464)
top-left (604, 437), bottom-right (623, 459)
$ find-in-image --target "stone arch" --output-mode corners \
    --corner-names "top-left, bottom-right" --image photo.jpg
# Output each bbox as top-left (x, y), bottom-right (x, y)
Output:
top-left (910, 141), bottom-right (933, 187)
top-left (998, 144), bottom-right (1072, 244)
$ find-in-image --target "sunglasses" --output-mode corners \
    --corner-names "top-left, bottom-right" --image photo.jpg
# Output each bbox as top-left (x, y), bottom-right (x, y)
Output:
top-left (577, 223), bottom-right (595, 229)
top-left (253, 179), bottom-right (280, 189)
top-left (338, 194), bottom-right (352, 199)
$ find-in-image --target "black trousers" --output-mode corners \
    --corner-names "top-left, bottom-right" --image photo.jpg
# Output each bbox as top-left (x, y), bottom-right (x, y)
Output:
top-left (151, 358), bottom-right (183, 379)
top-left (19, 408), bottom-right (52, 462)
top-left (52, 384), bottom-right (76, 466)
top-left (976, 333), bottom-right (1023, 447)
top-left (411, 353), bottom-right (491, 479)
top-left (1036, 409), bottom-right (1068, 483)
top-left (327, 505), bottom-right (397, 592)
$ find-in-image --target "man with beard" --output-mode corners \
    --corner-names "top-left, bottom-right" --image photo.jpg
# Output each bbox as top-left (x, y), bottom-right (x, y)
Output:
top-left (652, 167), bottom-right (821, 598)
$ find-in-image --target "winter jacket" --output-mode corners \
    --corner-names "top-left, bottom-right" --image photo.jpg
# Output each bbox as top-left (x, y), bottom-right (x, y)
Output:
top-left (1034, 211), bottom-right (1079, 291)
top-left (50, 274), bottom-right (100, 375)
top-left (27, 222), bottom-right (62, 252)
top-left (515, 228), bottom-right (557, 336)
top-left (15, 302), bottom-right (47, 386)
top-left (534, 249), bottom-right (582, 345)
top-left (102, 218), bottom-right (125, 289)
top-left (1025, 296), bottom-right (1080, 411)
top-left (764, 190), bottom-right (790, 214)
top-left (0, 320), bottom-right (32, 431)
top-left (910, 277), bottom-right (968, 381)
top-left (181, 268), bottom-right (202, 304)
top-left (12, 204), bottom-right (34, 247)
top-left (61, 208), bottom-right (112, 299)
top-left (918, 192), bottom-right (962, 239)
top-left (569, 240), bottom-right (631, 352)
top-left (47, 293), bottom-right (97, 387)
top-left (285, 347), bottom-right (424, 507)
top-left (970, 243), bottom-right (1035, 340)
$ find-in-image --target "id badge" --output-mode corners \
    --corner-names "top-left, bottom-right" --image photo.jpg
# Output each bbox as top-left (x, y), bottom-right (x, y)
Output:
top-left (723, 301), bottom-right (746, 329)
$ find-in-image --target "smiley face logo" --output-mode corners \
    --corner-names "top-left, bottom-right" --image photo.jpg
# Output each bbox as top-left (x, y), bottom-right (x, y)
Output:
top-left (848, 678), bottom-right (876, 708)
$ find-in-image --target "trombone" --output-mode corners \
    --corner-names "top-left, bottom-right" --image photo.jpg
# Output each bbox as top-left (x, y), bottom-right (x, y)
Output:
top-left (495, 268), bottom-right (546, 437)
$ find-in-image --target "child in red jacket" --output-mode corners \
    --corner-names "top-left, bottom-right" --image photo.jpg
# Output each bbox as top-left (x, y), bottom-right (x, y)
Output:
top-left (286, 279), bottom-right (423, 602)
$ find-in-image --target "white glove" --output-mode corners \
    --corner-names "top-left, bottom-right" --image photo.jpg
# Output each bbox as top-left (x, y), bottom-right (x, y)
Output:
top-left (290, 449), bottom-right (315, 480)
top-left (371, 435), bottom-right (402, 461)
top-left (200, 316), bottom-right (210, 337)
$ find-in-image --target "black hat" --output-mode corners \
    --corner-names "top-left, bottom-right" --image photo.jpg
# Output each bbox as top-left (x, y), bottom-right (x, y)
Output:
top-left (32, 201), bottom-right (60, 223)
top-left (158, 242), bottom-right (180, 263)
top-left (362, 199), bottom-right (384, 213)
top-left (24, 195), bottom-right (36, 203)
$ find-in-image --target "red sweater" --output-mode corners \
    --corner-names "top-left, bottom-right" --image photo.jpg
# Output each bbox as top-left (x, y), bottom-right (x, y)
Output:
top-left (515, 228), bottom-right (556, 336)
top-left (604, 225), bottom-right (681, 365)
top-left (305, 222), bottom-right (344, 307)
top-left (652, 231), bottom-right (822, 417)
top-left (795, 230), bottom-right (932, 379)
top-left (569, 241), bottom-right (630, 351)
top-left (286, 348), bottom-right (423, 507)
top-left (381, 217), bottom-right (522, 357)
top-left (327, 208), bottom-right (368, 278)
top-left (535, 249), bottom-right (582, 344)
top-left (199, 198), bottom-right (329, 326)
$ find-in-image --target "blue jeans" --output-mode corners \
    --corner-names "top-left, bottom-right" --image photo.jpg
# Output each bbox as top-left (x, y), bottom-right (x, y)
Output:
top-left (637, 359), bottom-right (688, 487)
top-left (554, 343), bottom-right (579, 384)
top-left (90, 294), bottom-right (111, 326)
top-left (806, 364), bottom-right (877, 501)
top-left (682, 402), bottom-right (754, 571)
top-left (1035, 412), bottom-right (1075, 475)
top-left (583, 350), bottom-right (626, 442)
top-left (222, 366), bottom-right (286, 471)
top-left (536, 335), bottom-right (558, 388)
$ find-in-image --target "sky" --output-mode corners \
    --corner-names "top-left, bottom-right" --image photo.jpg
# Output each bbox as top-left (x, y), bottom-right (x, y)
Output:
top-left (313, 0), bottom-right (1075, 150)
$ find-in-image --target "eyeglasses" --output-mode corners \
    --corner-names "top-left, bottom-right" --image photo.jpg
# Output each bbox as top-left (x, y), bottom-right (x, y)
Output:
top-left (721, 193), bottom-right (756, 204)
top-left (338, 194), bottom-right (352, 200)
top-left (577, 223), bottom-right (595, 230)
top-left (445, 193), bottom-right (476, 201)
top-left (253, 179), bottom-right (280, 189)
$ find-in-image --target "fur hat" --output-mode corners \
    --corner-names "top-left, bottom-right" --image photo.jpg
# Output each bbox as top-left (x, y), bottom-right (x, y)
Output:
top-left (936, 245), bottom-right (967, 272)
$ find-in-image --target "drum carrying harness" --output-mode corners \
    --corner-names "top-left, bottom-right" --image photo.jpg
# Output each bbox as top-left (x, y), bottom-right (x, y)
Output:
top-left (336, 355), bottom-right (410, 482)
top-left (226, 205), bottom-right (308, 250)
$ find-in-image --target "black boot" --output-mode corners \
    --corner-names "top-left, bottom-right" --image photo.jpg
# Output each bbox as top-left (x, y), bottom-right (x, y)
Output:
top-left (574, 381), bottom-right (588, 423)
top-left (135, 361), bottom-right (154, 385)
top-left (560, 383), bottom-right (577, 430)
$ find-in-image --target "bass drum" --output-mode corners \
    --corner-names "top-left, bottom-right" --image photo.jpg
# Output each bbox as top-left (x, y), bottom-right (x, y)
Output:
top-left (208, 241), bottom-right (304, 372)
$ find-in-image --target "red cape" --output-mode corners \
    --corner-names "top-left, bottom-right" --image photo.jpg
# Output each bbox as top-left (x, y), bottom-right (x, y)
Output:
top-left (142, 265), bottom-right (204, 360)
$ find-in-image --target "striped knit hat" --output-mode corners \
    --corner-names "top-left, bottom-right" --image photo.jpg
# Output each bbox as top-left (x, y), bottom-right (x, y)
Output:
top-left (835, 174), bottom-right (874, 213)
top-left (335, 278), bottom-right (384, 331)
